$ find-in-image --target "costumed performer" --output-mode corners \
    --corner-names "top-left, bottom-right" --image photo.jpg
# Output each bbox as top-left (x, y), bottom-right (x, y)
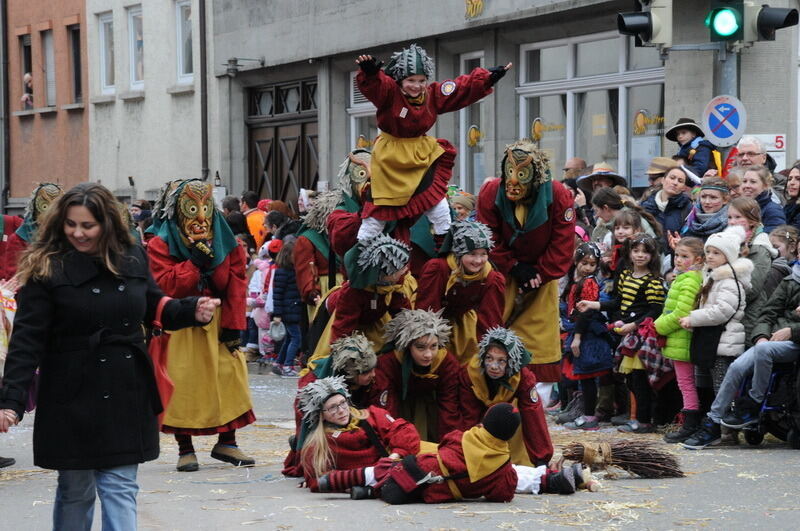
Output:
top-left (147, 179), bottom-right (255, 472)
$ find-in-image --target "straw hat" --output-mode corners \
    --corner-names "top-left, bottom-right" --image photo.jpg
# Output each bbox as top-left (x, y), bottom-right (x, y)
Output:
top-left (645, 157), bottom-right (679, 175)
top-left (577, 162), bottom-right (627, 194)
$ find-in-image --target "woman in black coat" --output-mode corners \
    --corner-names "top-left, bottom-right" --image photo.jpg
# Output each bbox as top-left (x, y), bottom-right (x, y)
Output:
top-left (0, 183), bottom-right (219, 530)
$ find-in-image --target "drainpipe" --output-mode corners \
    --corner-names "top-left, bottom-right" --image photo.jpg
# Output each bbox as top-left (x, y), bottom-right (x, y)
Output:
top-left (1, 0), bottom-right (9, 211)
top-left (199, 0), bottom-right (209, 180)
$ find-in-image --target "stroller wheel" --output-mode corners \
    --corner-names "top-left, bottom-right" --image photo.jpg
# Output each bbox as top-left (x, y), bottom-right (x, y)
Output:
top-left (788, 429), bottom-right (800, 450)
top-left (744, 430), bottom-right (764, 446)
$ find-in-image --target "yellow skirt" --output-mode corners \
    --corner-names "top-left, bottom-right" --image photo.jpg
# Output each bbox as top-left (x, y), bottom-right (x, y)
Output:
top-left (163, 309), bottom-right (253, 429)
top-left (371, 133), bottom-right (444, 206)
top-left (618, 354), bottom-right (645, 374)
top-left (502, 278), bottom-right (561, 365)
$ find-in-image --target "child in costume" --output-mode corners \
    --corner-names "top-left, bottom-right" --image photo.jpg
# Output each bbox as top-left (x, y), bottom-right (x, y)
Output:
top-left (371, 309), bottom-right (462, 442)
top-left (297, 376), bottom-right (420, 493)
top-left (578, 234), bottom-right (667, 434)
top-left (655, 237), bottom-right (705, 443)
top-left (458, 328), bottom-right (554, 466)
top-left (316, 403), bottom-right (589, 501)
top-left (354, 44), bottom-right (510, 243)
top-left (304, 233), bottom-right (415, 372)
top-left (147, 179), bottom-right (255, 472)
top-left (561, 243), bottom-right (615, 431)
top-left (416, 220), bottom-right (505, 365)
top-left (283, 333), bottom-right (378, 477)
top-left (477, 141), bottom-right (575, 387)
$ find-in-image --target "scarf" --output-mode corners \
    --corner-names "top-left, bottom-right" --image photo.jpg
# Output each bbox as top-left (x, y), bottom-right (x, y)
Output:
top-left (683, 204), bottom-right (728, 238)
top-left (466, 355), bottom-right (520, 405)
top-left (460, 426), bottom-right (511, 483)
top-left (791, 262), bottom-right (800, 284)
top-left (394, 347), bottom-right (447, 400)
top-left (444, 253), bottom-right (491, 293)
top-left (494, 181), bottom-right (553, 245)
top-left (654, 190), bottom-right (669, 212)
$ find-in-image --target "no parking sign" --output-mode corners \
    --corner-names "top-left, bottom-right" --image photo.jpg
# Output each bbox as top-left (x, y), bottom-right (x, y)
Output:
top-left (702, 95), bottom-right (747, 148)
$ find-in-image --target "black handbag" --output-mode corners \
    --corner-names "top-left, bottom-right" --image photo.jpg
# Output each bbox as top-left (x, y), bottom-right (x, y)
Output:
top-left (689, 264), bottom-right (741, 369)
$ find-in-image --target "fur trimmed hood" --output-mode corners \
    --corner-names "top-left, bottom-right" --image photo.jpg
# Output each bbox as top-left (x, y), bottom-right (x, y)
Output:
top-left (751, 231), bottom-right (779, 258)
top-left (707, 256), bottom-right (754, 289)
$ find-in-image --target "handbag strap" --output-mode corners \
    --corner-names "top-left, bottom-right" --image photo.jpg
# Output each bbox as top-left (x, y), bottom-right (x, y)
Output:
top-left (152, 296), bottom-right (172, 336)
top-left (358, 418), bottom-right (390, 458)
top-left (720, 263), bottom-right (741, 328)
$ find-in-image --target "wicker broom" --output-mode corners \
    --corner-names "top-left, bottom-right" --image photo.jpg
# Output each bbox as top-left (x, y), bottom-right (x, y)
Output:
top-left (562, 439), bottom-right (684, 479)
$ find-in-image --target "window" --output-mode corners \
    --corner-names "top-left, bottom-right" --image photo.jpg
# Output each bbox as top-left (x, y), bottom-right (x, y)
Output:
top-left (347, 71), bottom-right (379, 150)
top-left (518, 33), bottom-right (664, 182)
top-left (68, 25), bottom-right (82, 103)
top-left (98, 13), bottom-right (114, 94)
top-left (176, 0), bottom-right (192, 83)
top-left (19, 34), bottom-right (32, 109)
top-left (41, 30), bottom-right (56, 107)
top-left (458, 52), bottom-right (485, 193)
top-left (248, 79), bottom-right (317, 118)
top-left (128, 6), bottom-right (143, 89)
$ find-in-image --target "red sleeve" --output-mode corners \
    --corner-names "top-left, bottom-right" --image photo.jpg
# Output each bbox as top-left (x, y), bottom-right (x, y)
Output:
top-left (211, 245), bottom-right (247, 330)
top-left (579, 277), bottom-right (600, 302)
top-left (327, 210), bottom-right (360, 258)
top-left (476, 270), bottom-right (506, 339)
top-left (537, 181), bottom-right (576, 282)
top-left (366, 405), bottom-right (420, 456)
top-left (330, 285), bottom-right (363, 341)
top-left (430, 67), bottom-right (493, 114)
top-left (516, 368), bottom-right (554, 466)
top-left (293, 236), bottom-right (320, 304)
top-left (457, 368), bottom-right (486, 430)
top-left (477, 179), bottom-right (515, 275)
top-left (414, 259), bottom-right (449, 312)
top-left (356, 69), bottom-right (396, 109)
top-left (436, 353), bottom-right (463, 438)
top-left (146, 237), bottom-right (203, 298)
top-left (371, 354), bottom-right (402, 418)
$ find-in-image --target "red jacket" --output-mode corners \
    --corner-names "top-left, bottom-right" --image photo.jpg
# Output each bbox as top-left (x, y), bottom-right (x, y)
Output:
top-left (371, 349), bottom-right (461, 441)
top-left (477, 178), bottom-right (574, 283)
top-left (293, 235), bottom-right (330, 304)
top-left (304, 405), bottom-right (420, 492)
top-left (147, 237), bottom-right (247, 330)
top-left (327, 280), bottom-right (411, 342)
top-left (458, 366), bottom-right (553, 466)
top-left (415, 429), bottom-right (517, 503)
top-left (415, 258), bottom-right (505, 338)
top-left (0, 216), bottom-right (24, 280)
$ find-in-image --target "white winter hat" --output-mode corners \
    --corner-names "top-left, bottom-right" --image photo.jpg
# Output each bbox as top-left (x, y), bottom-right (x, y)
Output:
top-left (705, 225), bottom-right (746, 265)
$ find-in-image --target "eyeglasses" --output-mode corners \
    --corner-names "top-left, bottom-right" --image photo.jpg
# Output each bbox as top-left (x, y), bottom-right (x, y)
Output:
top-left (323, 400), bottom-right (349, 414)
top-left (736, 151), bottom-right (765, 158)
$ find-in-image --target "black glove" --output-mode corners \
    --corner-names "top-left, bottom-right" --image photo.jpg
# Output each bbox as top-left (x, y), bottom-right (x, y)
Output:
top-left (488, 65), bottom-right (507, 86)
top-left (510, 262), bottom-right (538, 290)
top-left (358, 57), bottom-right (384, 76)
top-left (220, 327), bottom-right (241, 353)
top-left (190, 240), bottom-right (214, 270)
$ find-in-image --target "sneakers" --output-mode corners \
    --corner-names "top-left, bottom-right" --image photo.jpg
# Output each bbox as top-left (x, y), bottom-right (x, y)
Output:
top-left (210, 444), bottom-right (256, 467)
top-left (564, 416), bottom-right (599, 431)
top-left (721, 395), bottom-right (761, 429)
top-left (271, 364), bottom-right (283, 376)
top-left (664, 410), bottom-right (701, 444)
top-left (681, 418), bottom-right (722, 450)
top-left (281, 367), bottom-right (299, 378)
top-left (556, 393), bottom-right (584, 425)
top-left (617, 419), bottom-right (654, 434)
top-left (176, 453), bottom-right (199, 472)
top-left (0, 456), bottom-right (15, 469)
top-left (611, 413), bottom-right (631, 426)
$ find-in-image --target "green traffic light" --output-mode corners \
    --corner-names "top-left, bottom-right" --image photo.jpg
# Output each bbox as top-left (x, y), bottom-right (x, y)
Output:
top-left (709, 8), bottom-right (740, 37)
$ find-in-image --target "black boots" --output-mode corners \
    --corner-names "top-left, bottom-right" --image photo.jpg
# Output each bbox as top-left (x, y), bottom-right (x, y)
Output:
top-left (543, 466), bottom-right (576, 494)
top-left (664, 409), bottom-right (701, 444)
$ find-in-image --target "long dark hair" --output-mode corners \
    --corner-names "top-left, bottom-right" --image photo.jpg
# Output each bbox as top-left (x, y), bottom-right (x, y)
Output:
top-left (275, 235), bottom-right (297, 269)
top-left (16, 183), bottom-right (135, 283)
top-left (623, 233), bottom-right (662, 278)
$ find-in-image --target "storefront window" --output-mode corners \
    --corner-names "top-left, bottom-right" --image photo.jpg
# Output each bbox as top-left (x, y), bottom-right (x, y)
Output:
top-left (524, 45), bottom-right (568, 83)
top-left (628, 84), bottom-right (665, 188)
top-left (575, 38), bottom-right (619, 77)
top-left (575, 89), bottom-right (619, 170)
top-left (527, 94), bottom-right (567, 176)
top-left (459, 55), bottom-right (485, 192)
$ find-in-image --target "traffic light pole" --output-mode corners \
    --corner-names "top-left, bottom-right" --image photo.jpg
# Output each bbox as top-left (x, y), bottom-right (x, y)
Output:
top-left (662, 42), bottom-right (738, 98)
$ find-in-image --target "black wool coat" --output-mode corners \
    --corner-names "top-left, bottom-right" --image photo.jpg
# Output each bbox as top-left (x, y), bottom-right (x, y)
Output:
top-left (0, 245), bottom-right (200, 470)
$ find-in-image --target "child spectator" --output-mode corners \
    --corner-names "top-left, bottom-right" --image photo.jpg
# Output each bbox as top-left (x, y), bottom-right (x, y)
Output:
top-left (578, 234), bottom-right (666, 434)
top-left (655, 237), bottom-right (704, 443)
top-left (765, 225), bottom-right (798, 295)
top-left (271, 236), bottom-right (304, 377)
top-left (665, 118), bottom-right (718, 178)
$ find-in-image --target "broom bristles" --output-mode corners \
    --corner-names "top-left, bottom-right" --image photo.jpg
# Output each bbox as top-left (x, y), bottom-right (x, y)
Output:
top-left (562, 439), bottom-right (684, 479)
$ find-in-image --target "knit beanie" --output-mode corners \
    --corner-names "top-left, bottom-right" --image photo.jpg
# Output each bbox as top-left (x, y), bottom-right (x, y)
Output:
top-left (705, 225), bottom-right (745, 265)
top-left (481, 403), bottom-right (521, 441)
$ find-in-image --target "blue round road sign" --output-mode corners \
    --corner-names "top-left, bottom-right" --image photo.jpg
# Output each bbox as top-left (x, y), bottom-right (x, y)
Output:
top-left (702, 95), bottom-right (747, 147)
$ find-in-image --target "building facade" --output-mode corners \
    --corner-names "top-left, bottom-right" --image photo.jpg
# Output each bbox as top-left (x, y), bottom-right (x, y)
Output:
top-left (85, 0), bottom-right (219, 202)
top-left (6, 0), bottom-right (88, 210)
top-left (212, 0), bottom-right (798, 203)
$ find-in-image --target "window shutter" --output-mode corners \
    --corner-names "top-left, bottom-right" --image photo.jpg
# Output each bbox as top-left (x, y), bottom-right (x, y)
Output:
top-left (350, 72), bottom-right (368, 106)
top-left (43, 31), bottom-right (56, 106)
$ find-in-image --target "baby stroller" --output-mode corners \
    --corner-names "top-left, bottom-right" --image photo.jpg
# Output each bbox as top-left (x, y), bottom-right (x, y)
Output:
top-left (739, 361), bottom-right (800, 448)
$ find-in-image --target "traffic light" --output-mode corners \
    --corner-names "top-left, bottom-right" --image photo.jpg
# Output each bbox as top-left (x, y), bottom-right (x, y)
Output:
top-left (743, 3), bottom-right (799, 41)
top-left (707, 1), bottom-right (744, 41)
top-left (617, 0), bottom-right (673, 48)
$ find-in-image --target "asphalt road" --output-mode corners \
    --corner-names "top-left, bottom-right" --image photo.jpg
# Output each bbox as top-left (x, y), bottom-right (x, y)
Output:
top-left (2, 368), bottom-right (800, 530)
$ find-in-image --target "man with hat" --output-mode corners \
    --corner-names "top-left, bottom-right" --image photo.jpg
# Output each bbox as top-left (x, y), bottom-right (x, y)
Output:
top-left (576, 162), bottom-right (627, 196)
top-left (665, 118), bottom-right (718, 178)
